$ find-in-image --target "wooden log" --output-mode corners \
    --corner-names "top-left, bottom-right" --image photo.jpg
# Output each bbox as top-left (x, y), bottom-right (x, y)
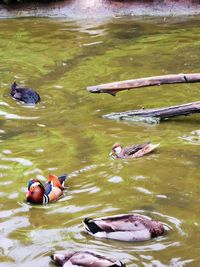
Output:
top-left (103, 101), bottom-right (200, 123)
top-left (87, 73), bottom-right (200, 96)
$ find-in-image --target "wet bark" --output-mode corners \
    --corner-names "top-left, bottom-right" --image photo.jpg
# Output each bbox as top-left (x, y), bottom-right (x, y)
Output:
top-left (87, 73), bottom-right (200, 96)
top-left (103, 102), bottom-right (200, 122)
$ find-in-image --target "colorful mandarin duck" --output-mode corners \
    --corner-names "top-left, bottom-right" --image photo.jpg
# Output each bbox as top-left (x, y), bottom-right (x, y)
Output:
top-left (26, 174), bottom-right (67, 204)
top-left (83, 214), bottom-right (165, 242)
top-left (51, 250), bottom-right (125, 267)
top-left (10, 82), bottom-right (40, 104)
top-left (110, 142), bottom-right (159, 159)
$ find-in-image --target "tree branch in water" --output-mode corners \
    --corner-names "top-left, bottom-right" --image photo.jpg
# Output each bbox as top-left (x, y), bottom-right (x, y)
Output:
top-left (87, 73), bottom-right (200, 96)
top-left (103, 101), bottom-right (200, 123)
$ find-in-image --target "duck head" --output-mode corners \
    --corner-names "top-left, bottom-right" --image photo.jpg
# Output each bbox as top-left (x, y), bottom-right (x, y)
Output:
top-left (26, 179), bottom-right (45, 204)
top-left (11, 81), bottom-right (17, 92)
top-left (110, 143), bottom-right (123, 158)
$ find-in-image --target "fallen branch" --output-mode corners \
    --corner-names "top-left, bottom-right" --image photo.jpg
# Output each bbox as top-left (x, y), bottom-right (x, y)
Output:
top-left (87, 73), bottom-right (200, 96)
top-left (103, 101), bottom-right (200, 123)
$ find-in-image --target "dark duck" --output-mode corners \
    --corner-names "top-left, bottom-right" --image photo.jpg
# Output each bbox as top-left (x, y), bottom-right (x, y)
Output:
top-left (10, 82), bottom-right (40, 104)
top-left (26, 174), bottom-right (67, 204)
top-left (51, 250), bottom-right (125, 267)
top-left (110, 142), bottom-right (159, 159)
top-left (83, 214), bottom-right (165, 242)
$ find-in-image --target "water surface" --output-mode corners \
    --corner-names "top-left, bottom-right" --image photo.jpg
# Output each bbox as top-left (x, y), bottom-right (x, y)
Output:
top-left (0, 16), bottom-right (200, 267)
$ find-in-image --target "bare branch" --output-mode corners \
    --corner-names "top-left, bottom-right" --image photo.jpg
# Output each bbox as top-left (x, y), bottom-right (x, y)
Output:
top-left (87, 73), bottom-right (200, 96)
top-left (103, 101), bottom-right (200, 123)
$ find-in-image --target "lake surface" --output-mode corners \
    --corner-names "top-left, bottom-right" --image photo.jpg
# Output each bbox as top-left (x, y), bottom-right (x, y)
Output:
top-left (0, 16), bottom-right (200, 267)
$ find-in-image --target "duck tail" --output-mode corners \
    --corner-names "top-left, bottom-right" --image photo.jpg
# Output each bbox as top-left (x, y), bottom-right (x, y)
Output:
top-left (147, 143), bottom-right (160, 152)
top-left (58, 174), bottom-right (68, 186)
top-left (83, 218), bottom-right (103, 234)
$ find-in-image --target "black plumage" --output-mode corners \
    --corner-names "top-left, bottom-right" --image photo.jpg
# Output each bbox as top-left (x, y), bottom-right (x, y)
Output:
top-left (10, 82), bottom-right (40, 104)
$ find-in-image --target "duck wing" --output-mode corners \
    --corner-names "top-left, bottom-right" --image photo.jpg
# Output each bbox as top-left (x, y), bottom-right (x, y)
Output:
top-left (84, 214), bottom-right (154, 233)
top-left (47, 174), bottom-right (65, 189)
top-left (68, 251), bottom-right (121, 267)
top-left (123, 142), bottom-right (150, 156)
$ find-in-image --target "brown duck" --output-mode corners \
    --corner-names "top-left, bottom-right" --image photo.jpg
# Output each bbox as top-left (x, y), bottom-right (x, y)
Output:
top-left (83, 214), bottom-right (164, 242)
top-left (110, 142), bottom-right (159, 159)
top-left (51, 250), bottom-right (126, 266)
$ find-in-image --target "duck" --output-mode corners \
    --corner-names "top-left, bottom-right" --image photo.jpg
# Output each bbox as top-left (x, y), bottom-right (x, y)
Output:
top-left (110, 141), bottom-right (159, 159)
top-left (83, 214), bottom-right (165, 242)
top-left (10, 82), bottom-right (40, 104)
top-left (26, 174), bottom-right (67, 204)
top-left (51, 250), bottom-right (125, 267)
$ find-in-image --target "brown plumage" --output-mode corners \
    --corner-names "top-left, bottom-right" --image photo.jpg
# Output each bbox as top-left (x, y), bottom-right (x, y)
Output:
top-left (51, 250), bottom-right (126, 267)
top-left (110, 142), bottom-right (159, 159)
top-left (83, 214), bottom-right (165, 242)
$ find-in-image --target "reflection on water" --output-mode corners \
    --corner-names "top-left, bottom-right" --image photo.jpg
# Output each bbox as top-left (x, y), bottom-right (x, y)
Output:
top-left (0, 16), bottom-right (200, 266)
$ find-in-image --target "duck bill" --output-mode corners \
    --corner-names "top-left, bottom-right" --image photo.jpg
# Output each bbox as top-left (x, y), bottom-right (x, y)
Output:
top-left (109, 152), bottom-right (116, 159)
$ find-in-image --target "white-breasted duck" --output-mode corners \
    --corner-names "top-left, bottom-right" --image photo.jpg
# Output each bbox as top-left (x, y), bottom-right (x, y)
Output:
top-left (110, 142), bottom-right (159, 159)
top-left (83, 214), bottom-right (164, 242)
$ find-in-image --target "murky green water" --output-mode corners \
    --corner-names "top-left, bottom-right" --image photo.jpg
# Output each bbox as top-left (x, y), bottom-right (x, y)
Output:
top-left (0, 16), bottom-right (200, 267)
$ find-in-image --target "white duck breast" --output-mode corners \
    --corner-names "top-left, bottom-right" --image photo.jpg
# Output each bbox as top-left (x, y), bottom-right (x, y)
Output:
top-left (92, 229), bottom-right (151, 242)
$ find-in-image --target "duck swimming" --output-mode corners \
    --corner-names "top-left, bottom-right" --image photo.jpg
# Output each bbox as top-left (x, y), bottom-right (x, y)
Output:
top-left (110, 142), bottom-right (159, 159)
top-left (26, 174), bottom-right (67, 204)
top-left (51, 250), bottom-right (125, 267)
top-left (10, 82), bottom-right (40, 104)
top-left (83, 214), bottom-right (164, 242)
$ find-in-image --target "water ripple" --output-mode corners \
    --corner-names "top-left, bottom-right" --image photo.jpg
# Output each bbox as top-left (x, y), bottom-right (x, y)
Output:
top-left (0, 110), bottom-right (39, 120)
top-left (1, 156), bottom-right (33, 166)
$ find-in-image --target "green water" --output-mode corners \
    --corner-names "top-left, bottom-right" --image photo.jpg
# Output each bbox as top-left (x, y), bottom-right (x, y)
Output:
top-left (0, 16), bottom-right (200, 267)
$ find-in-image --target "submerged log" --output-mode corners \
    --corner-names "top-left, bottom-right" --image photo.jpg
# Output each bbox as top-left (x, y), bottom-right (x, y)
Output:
top-left (87, 73), bottom-right (200, 96)
top-left (103, 101), bottom-right (200, 123)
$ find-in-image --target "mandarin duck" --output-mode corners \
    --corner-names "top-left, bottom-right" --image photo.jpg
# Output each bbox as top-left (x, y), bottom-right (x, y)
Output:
top-left (51, 250), bottom-right (125, 267)
top-left (110, 142), bottom-right (159, 159)
top-left (11, 82), bottom-right (40, 104)
top-left (26, 174), bottom-right (67, 204)
top-left (83, 214), bottom-right (165, 242)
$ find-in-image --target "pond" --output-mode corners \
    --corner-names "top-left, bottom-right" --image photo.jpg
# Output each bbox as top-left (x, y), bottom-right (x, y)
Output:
top-left (0, 15), bottom-right (200, 267)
